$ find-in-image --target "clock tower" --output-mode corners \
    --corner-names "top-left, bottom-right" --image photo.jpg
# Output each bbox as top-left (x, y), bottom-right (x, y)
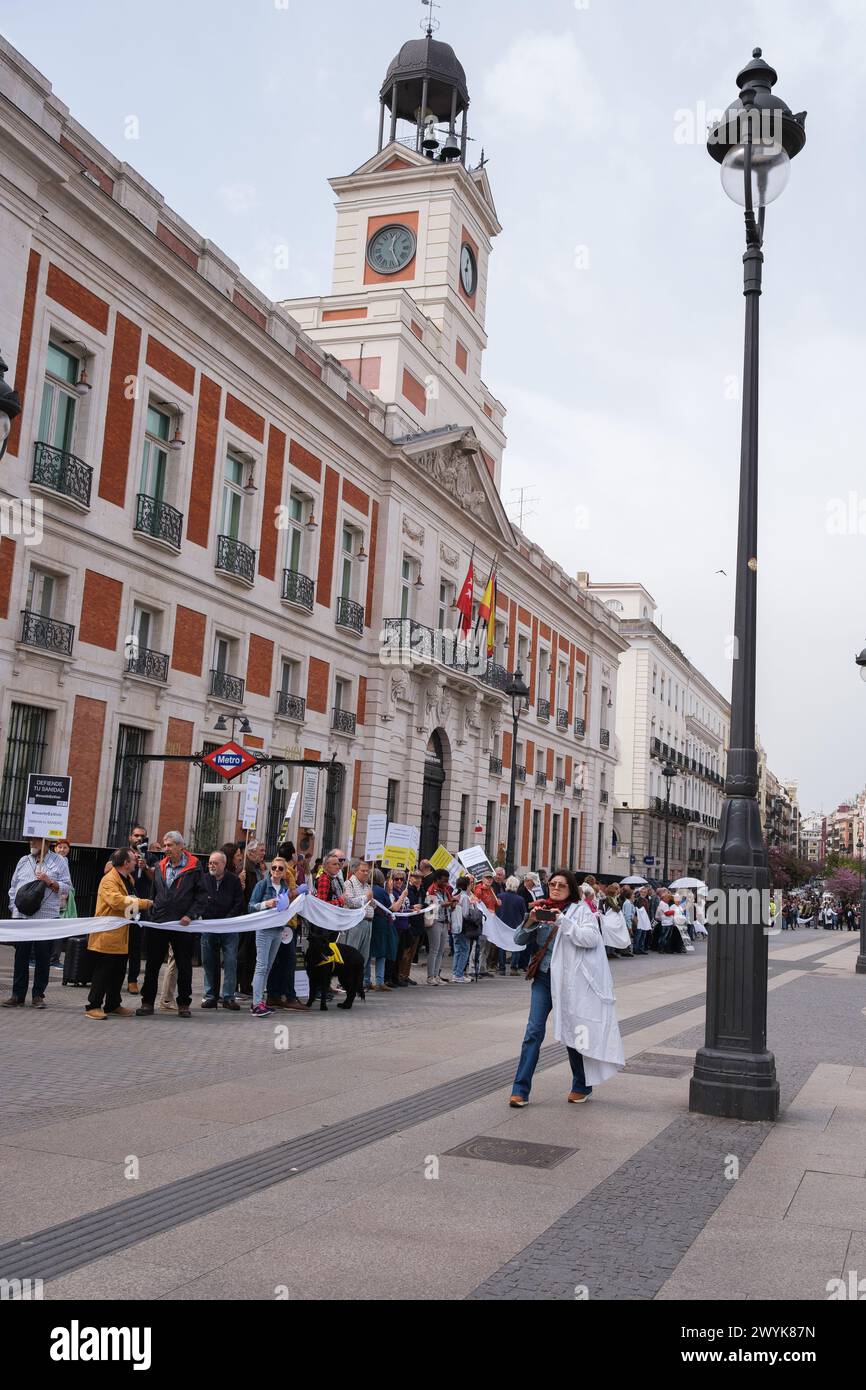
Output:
top-left (280, 25), bottom-right (506, 484)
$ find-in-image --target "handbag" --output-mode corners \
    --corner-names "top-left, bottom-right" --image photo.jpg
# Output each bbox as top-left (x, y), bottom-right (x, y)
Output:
top-left (15, 878), bottom-right (48, 917)
top-left (461, 898), bottom-right (483, 939)
top-left (526, 921), bottom-right (560, 980)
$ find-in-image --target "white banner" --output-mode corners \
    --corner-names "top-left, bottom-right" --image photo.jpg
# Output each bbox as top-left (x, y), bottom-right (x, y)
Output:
top-left (477, 899), bottom-right (520, 951)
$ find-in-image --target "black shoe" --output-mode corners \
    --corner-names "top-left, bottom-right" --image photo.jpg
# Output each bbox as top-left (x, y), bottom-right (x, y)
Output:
top-left (221, 997), bottom-right (241, 1010)
top-left (396, 978), bottom-right (409, 987)
top-left (136, 1003), bottom-right (155, 1016)
top-left (201, 997), bottom-right (218, 1009)
top-left (405, 978), bottom-right (418, 986)
top-left (177, 1006), bottom-right (191, 1018)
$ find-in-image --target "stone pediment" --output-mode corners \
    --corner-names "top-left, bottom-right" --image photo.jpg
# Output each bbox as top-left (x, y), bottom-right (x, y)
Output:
top-left (398, 427), bottom-right (515, 547)
top-left (347, 143), bottom-right (433, 179)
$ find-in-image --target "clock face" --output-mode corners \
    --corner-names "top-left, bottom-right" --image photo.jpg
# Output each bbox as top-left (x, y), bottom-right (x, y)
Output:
top-left (366, 224), bottom-right (416, 275)
top-left (460, 243), bottom-right (477, 296)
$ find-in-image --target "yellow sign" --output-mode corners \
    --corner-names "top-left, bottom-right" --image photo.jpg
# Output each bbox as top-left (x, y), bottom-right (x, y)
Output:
top-left (381, 844), bottom-right (418, 871)
top-left (429, 845), bottom-right (454, 871)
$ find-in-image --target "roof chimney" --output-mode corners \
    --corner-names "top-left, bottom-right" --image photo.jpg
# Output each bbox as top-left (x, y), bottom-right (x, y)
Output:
top-left (576, 570), bottom-right (589, 588)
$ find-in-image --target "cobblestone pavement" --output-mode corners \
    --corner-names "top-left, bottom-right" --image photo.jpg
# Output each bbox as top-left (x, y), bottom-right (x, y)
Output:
top-left (471, 933), bottom-right (861, 1300)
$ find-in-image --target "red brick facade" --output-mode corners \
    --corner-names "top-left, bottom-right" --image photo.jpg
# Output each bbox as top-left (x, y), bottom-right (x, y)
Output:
top-left (246, 634), bottom-right (274, 696)
top-left (306, 656), bottom-right (329, 714)
top-left (158, 717), bottom-right (194, 837)
top-left (186, 375), bottom-right (221, 547)
top-left (289, 438), bottom-right (322, 483)
top-left (315, 467), bottom-right (340, 608)
top-left (98, 313), bottom-right (142, 507)
top-left (66, 696), bottom-right (107, 842)
top-left (171, 606), bottom-right (206, 676)
top-left (45, 264), bottom-right (109, 334)
top-left (7, 248), bottom-right (40, 458)
top-left (341, 477), bottom-right (369, 516)
top-left (258, 424), bottom-right (285, 580)
top-left (79, 570), bottom-right (123, 649)
top-left (145, 336), bottom-right (195, 394)
top-left (225, 393), bottom-right (265, 442)
top-left (0, 537), bottom-right (14, 619)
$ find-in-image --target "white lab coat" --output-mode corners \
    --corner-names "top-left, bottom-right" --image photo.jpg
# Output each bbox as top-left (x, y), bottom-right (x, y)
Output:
top-left (600, 907), bottom-right (631, 950)
top-left (549, 903), bottom-right (625, 1087)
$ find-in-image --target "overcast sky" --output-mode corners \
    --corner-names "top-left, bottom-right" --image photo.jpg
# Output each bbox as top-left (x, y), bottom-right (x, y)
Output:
top-left (5, 0), bottom-right (864, 815)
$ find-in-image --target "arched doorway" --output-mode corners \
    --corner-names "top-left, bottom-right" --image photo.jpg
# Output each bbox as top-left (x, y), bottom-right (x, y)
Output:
top-left (420, 731), bottom-right (446, 859)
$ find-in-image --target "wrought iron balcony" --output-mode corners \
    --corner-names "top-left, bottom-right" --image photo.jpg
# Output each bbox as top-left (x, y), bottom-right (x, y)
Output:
top-left (574, 717), bottom-right (586, 738)
top-left (125, 647), bottom-right (169, 682)
top-left (480, 660), bottom-right (509, 692)
top-left (489, 755), bottom-right (503, 775)
top-left (600, 728), bottom-right (611, 749)
top-left (651, 737), bottom-right (662, 757)
top-left (209, 668), bottom-right (245, 704)
top-left (535, 770), bottom-right (548, 789)
top-left (381, 617), bottom-right (435, 664)
top-left (216, 534), bottom-right (256, 585)
top-left (537, 698), bottom-right (550, 722)
top-left (332, 707), bottom-right (357, 735)
top-left (277, 691), bottom-right (306, 721)
top-left (600, 789), bottom-right (609, 805)
top-left (555, 776), bottom-right (567, 793)
top-left (31, 441), bottom-right (92, 508)
top-left (19, 609), bottom-right (74, 656)
top-left (515, 764), bottom-right (526, 783)
top-left (653, 795), bottom-right (664, 812)
top-left (281, 568), bottom-right (314, 612)
top-left (556, 708), bottom-right (569, 730)
top-left (336, 595), bottom-right (364, 634)
top-left (134, 493), bottom-right (183, 550)
top-left (573, 785), bottom-right (583, 799)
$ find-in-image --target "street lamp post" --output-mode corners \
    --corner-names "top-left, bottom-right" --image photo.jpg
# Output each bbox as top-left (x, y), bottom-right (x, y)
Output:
top-left (0, 352), bottom-right (22, 460)
top-left (690, 51), bottom-right (806, 1122)
top-left (504, 667), bottom-right (530, 877)
top-left (214, 713), bottom-right (253, 741)
top-left (662, 761), bottom-right (676, 883)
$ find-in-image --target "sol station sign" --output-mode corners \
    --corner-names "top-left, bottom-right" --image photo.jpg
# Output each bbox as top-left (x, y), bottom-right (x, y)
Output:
top-left (202, 741), bottom-right (257, 781)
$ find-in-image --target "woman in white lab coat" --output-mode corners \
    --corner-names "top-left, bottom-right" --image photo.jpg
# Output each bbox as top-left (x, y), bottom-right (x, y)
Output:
top-left (509, 872), bottom-right (625, 1107)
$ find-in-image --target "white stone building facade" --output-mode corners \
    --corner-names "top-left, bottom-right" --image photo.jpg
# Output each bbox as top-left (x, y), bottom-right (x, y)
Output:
top-left (0, 32), bottom-right (625, 872)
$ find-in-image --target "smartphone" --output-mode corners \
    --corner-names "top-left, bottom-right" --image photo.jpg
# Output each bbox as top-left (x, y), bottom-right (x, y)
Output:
top-left (534, 907), bottom-right (558, 923)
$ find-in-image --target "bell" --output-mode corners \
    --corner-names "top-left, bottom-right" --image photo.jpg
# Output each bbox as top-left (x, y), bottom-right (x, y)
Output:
top-left (441, 132), bottom-right (461, 160)
top-left (422, 117), bottom-right (439, 151)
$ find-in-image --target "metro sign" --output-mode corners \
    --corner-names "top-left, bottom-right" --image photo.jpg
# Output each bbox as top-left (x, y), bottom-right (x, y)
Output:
top-left (202, 741), bottom-right (256, 781)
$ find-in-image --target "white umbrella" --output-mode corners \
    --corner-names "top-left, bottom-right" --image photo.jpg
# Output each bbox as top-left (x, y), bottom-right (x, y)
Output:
top-left (620, 874), bottom-right (648, 885)
top-left (669, 876), bottom-right (706, 890)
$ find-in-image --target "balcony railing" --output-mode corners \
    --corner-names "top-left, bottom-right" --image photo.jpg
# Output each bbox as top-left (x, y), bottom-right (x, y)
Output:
top-left (332, 707), bottom-right (357, 735)
top-left (480, 660), bottom-right (509, 693)
top-left (134, 493), bottom-right (183, 550)
top-left (651, 737), bottom-right (662, 757)
top-left (515, 764), bottom-right (526, 783)
top-left (125, 647), bottom-right (169, 682)
top-left (573, 785), bottom-right (583, 799)
top-left (600, 789), bottom-right (609, 805)
top-left (574, 717), bottom-right (586, 738)
top-left (216, 534), bottom-right (256, 585)
top-left (277, 691), bottom-right (306, 721)
top-left (537, 698), bottom-right (550, 722)
top-left (489, 755), bottom-right (503, 775)
top-left (19, 609), bottom-right (74, 656)
top-left (535, 770), bottom-right (548, 789)
top-left (380, 619), bottom-right (514, 691)
top-left (281, 568), bottom-right (314, 612)
top-left (336, 595), bottom-right (364, 634)
top-left (31, 441), bottom-right (92, 508)
top-left (555, 776), bottom-right (567, 793)
top-left (209, 668), bottom-right (245, 704)
top-left (600, 728), bottom-right (610, 749)
top-left (556, 708), bottom-right (569, 731)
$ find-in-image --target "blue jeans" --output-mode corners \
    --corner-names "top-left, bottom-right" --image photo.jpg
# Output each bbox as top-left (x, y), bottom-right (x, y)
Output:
top-left (452, 933), bottom-right (472, 978)
top-left (512, 970), bottom-right (591, 1099)
top-left (268, 938), bottom-right (298, 999)
top-left (253, 927), bottom-right (283, 1006)
top-left (635, 928), bottom-right (651, 954)
top-left (201, 932), bottom-right (238, 999)
top-left (13, 939), bottom-right (51, 1000)
top-left (364, 955), bottom-right (386, 987)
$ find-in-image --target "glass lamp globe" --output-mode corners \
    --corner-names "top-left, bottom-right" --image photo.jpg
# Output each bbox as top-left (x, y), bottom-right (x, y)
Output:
top-left (721, 141), bottom-right (790, 206)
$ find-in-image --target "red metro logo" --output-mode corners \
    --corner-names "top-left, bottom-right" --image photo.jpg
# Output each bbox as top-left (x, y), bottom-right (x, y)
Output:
top-left (202, 741), bottom-right (256, 781)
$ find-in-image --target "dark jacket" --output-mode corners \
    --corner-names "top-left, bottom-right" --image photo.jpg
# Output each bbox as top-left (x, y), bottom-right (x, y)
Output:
top-left (371, 885), bottom-right (399, 960)
top-left (150, 853), bottom-right (208, 923)
top-left (497, 889), bottom-right (528, 929)
top-left (202, 870), bottom-right (244, 922)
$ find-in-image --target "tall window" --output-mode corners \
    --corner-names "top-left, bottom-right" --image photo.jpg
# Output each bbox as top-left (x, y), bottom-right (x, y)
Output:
top-left (0, 703), bottom-right (49, 838)
top-left (556, 663), bottom-right (567, 709)
top-left (38, 344), bottom-right (80, 453)
top-left (280, 658), bottom-right (299, 695)
top-left (459, 793), bottom-right (469, 848)
top-left (285, 492), bottom-right (306, 573)
top-left (140, 405), bottom-right (170, 501)
top-left (192, 742), bottom-right (223, 853)
top-left (340, 526), bottom-right (355, 599)
top-left (517, 633), bottom-right (529, 673)
top-left (538, 648), bottom-right (549, 700)
top-left (220, 454), bottom-right (244, 540)
top-left (334, 677), bottom-right (350, 712)
top-left (569, 814), bottom-right (579, 867)
top-left (400, 555), bottom-right (414, 620)
top-left (107, 725), bottom-right (148, 844)
top-left (438, 579), bottom-right (455, 631)
top-left (552, 813), bottom-right (560, 864)
top-left (386, 779), bottom-right (399, 824)
top-left (485, 799), bottom-right (495, 858)
top-left (131, 604), bottom-right (153, 658)
top-left (531, 809), bottom-right (541, 867)
top-left (25, 567), bottom-right (57, 618)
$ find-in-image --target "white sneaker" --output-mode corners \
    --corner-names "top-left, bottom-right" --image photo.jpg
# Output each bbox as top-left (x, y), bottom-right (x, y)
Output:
top-left (426, 977), bottom-right (439, 985)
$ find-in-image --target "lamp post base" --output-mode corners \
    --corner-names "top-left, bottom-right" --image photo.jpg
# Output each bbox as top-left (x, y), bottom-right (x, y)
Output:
top-left (689, 1045), bottom-right (780, 1121)
top-left (856, 955), bottom-right (866, 975)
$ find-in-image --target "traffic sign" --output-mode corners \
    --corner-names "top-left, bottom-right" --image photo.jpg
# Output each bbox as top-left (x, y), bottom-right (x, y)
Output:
top-left (202, 741), bottom-right (256, 781)
top-left (644, 855), bottom-right (655, 866)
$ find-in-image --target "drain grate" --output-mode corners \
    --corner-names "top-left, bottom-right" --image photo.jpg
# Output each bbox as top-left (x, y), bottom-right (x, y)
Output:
top-left (623, 1051), bottom-right (693, 1078)
top-left (0, 987), bottom-right (709, 1285)
top-left (445, 1135), bottom-right (577, 1169)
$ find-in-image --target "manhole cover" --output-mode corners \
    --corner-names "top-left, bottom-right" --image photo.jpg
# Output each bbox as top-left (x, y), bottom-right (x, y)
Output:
top-left (623, 1063), bottom-right (688, 1078)
top-left (445, 1135), bottom-right (577, 1169)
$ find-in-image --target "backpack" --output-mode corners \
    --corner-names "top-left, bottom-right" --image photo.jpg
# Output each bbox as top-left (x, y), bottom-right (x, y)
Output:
top-left (461, 897), bottom-right (484, 938)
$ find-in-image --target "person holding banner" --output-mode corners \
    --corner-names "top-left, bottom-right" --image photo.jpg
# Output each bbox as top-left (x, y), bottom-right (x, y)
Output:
top-left (85, 850), bottom-right (152, 1020)
top-left (425, 870), bottom-right (453, 984)
top-left (248, 856), bottom-right (298, 1017)
top-left (509, 870), bottom-right (624, 1108)
top-left (137, 833), bottom-right (207, 1019)
top-left (2, 837), bottom-right (71, 1008)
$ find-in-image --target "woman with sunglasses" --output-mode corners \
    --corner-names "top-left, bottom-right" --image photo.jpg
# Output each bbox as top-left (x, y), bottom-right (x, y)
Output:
top-left (247, 857), bottom-right (297, 1017)
top-left (509, 870), bottom-right (624, 1108)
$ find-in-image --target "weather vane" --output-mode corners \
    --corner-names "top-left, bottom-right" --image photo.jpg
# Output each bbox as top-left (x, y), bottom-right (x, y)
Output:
top-left (421, 0), bottom-right (440, 37)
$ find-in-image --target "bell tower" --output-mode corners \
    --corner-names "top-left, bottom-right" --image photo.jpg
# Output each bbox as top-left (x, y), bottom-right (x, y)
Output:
top-left (280, 16), bottom-right (506, 483)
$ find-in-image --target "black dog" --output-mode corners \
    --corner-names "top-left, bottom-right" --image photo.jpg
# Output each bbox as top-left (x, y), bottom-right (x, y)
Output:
top-left (304, 930), bottom-right (365, 1010)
